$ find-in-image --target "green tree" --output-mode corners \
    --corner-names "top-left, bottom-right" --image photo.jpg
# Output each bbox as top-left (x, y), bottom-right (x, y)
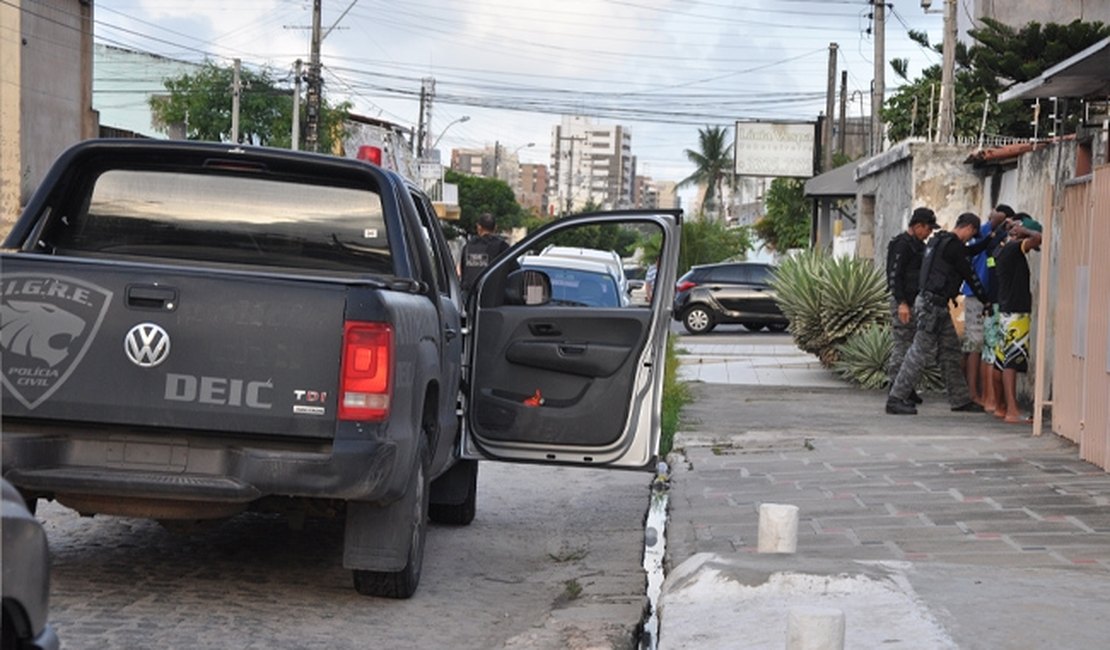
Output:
top-left (643, 219), bottom-right (750, 275)
top-left (883, 19), bottom-right (1109, 142)
top-left (754, 178), bottom-right (810, 252)
top-left (678, 125), bottom-right (733, 219)
top-left (149, 61), bottom-right (349, 149)
top-left (445, 169), bottom-right (526, 235)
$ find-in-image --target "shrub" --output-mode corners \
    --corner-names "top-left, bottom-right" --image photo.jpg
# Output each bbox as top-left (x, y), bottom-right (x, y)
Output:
top-left (834, 323), bottom-right (944, 391)
top-left (771, 250), bottom-right (889, 367)
top-left (660, 335), bottom-right (690, 456)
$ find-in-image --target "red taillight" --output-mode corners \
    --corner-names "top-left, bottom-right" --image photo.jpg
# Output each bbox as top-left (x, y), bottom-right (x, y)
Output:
top-left (338, 321), bottom-right (392, 421)
top-left (357, 145), bottom-right (383, 166)
top-left (676, 280), bottom-right (697, 293)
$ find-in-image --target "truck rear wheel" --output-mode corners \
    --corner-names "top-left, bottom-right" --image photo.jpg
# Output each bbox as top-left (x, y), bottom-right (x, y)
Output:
top-left (351, 437), bottom-right (430, 599)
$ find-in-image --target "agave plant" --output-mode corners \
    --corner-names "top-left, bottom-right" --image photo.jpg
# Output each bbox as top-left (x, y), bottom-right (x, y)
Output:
top-left (834, 323), bottom-right (943, 391)
top-left (771, 250), bottom-right (888, 367)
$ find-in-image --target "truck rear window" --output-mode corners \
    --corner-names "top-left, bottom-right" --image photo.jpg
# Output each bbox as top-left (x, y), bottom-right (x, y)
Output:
top-left (52, 169), bottom-right (392, 275)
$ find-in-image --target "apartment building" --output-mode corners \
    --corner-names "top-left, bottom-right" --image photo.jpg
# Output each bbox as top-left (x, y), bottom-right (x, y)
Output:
top-left (518, 163), bottom-right (549, 216)
top-left (549, 115), bottom-right (634, 214)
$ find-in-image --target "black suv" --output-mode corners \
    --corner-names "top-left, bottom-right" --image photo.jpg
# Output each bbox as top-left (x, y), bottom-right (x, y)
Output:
top-left (673, 262), bottom-right (789, 334)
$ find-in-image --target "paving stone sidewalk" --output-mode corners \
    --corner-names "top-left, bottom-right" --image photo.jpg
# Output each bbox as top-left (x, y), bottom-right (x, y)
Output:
top-left (662, 382), bottom-right (1110, 648)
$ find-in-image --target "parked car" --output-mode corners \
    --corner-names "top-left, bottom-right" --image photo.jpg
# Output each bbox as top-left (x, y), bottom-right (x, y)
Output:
top-left (520, 255), bottom-right (626, 307)
top-left (623, 265), bottom-right (649, 306)
top-left (673, 261), bottom-right (789, 335)
top-left (1, 138), bottom-right (681, 599)
top-left (2, 479), bottom-right (59, 650)
top-left (538, 246), bottom-right (630, 301)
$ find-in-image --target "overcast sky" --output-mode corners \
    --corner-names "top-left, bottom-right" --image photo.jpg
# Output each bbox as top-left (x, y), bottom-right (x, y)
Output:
top-left (92, 0), bottom-right (946, 187)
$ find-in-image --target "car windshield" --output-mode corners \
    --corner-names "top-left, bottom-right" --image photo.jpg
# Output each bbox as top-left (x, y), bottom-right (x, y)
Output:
top-left (526, 265), bottom-right (620, 307)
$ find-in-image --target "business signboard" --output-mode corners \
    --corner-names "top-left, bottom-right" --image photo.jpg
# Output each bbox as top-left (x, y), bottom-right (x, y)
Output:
top-left (734, 121), bottom-right (816, 178)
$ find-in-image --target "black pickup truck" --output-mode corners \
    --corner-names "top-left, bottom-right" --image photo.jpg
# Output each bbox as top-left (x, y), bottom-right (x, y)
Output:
top-left (0, 139), bottom-right (680, 597)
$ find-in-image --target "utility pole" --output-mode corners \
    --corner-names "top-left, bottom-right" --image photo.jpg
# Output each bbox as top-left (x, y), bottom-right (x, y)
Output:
top-left (493, 140), bottom-right (500, 178)
top-left (558, 135), bottom-right (587, 215)
top-left (416, 77), bottom-right (435, 158)
top-left (871, 0), bottom-right (885, 155)
top-left (823, 43), bottom-right (838, 171)
top-left (937, 0), bottom-right (958, 144)
top-left (838, 70), bottom-right (848, 156)
top-left (231, 58), bottom-right (242, 144)
top-left (292, 59), bottom-right (302, 150)
top-left (305, 0), bottom-right (322, 152)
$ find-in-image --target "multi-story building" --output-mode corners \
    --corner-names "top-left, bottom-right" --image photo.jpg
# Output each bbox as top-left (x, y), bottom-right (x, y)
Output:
top-left (549, 116), bottom-right (634, 214)
top-left (655, 181), bottom-right (680, 210)
top-left (518, 163), bottom-right (549, 216)
top-left (632, 175), bottom-right (658, 209)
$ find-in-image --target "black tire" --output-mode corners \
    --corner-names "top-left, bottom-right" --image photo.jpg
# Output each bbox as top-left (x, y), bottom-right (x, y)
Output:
top-left (429, 459), bottom-right (478, 526)
top-left (352, 437), bottom-right (430, 599)
top-left (682, 305), bottom-right (716, 335)
top-left (741, 322), bottom-right (765, 332)
top-left (768, 322), bottom-right (789, 333)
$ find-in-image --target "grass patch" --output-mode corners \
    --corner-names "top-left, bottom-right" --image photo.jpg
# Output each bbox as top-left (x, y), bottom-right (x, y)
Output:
top-left (660, 334), bottom-right (691, 457)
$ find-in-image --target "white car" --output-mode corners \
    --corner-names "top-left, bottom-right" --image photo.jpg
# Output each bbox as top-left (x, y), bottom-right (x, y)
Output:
top-left (538, 246), bottom-right (630, 301)
top-left (521, 254), bottom-right (629, 307)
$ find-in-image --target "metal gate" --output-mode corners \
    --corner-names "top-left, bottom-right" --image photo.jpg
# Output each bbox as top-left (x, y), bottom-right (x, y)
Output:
top-left (1047, 164), bottom-right (1110, 470)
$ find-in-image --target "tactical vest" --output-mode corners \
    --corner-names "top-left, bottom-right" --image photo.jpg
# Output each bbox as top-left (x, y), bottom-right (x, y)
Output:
top-left (918, 231), bottom-right (962, 299)
top-left (461, 235), bottom-right (506, 292)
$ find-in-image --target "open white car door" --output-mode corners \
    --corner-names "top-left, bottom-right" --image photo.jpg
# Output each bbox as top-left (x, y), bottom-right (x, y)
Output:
top-left (462, 210), bottom-right (681, 470)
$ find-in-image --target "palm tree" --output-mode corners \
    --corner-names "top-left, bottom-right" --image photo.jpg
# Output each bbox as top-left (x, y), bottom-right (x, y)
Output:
top-left (678, 125), bottom-right (734, 220)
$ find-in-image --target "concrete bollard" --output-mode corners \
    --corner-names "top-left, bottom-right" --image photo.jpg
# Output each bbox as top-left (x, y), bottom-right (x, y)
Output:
top-left (786, 606), bottom-right (846, 650)
top-left (757, 503), bottom-right (799, 553)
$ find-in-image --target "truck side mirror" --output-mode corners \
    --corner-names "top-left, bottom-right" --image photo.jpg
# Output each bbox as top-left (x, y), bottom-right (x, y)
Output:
top-left (505, 269), bottom-right (551, 306)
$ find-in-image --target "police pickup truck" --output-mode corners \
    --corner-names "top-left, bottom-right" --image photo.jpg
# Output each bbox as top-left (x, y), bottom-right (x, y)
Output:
top-left (1, 140), bottom-right (680, 598)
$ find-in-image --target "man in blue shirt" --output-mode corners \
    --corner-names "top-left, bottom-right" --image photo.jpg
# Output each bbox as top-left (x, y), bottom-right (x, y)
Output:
top-left (961, 204), bottom-right (1012, 408)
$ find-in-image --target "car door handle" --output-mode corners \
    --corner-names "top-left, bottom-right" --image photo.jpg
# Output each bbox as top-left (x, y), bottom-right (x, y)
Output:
top-left (529, 323), bottom-right (561, 337)
top-left (126, 284), bottom-right (178, 311)
top-left (559, 344), bottom-right (587, 355)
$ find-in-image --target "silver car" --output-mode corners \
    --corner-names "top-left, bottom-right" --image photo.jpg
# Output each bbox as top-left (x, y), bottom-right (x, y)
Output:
top-left (2, 479), bottom-right (59, 650)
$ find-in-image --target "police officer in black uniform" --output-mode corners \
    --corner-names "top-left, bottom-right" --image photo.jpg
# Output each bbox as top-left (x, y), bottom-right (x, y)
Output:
top-left (886, 207), bottom-right (938, 402)
top-left (460, 213), bottom-right (510, 296)
top-left (887, 212), bottom-right (991, 415)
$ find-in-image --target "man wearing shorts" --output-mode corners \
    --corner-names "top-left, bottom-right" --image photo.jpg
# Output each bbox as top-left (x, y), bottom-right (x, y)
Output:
top-left (961, 205), bottom-right (1013, 406)
top-left (991, 215), bottom-right (1043, 423)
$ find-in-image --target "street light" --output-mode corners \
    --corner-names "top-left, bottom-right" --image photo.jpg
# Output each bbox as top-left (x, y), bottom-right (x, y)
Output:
top-left (513, 142), bottom-right (536, 156)
top-left (430, 115), bottom-right (470, 152)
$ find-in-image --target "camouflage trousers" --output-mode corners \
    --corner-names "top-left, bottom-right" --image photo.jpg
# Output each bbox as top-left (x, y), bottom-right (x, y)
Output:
top-left (890, 295), bottom-right (971, 407)
top-left (887, 298), bottom-right (917, 385)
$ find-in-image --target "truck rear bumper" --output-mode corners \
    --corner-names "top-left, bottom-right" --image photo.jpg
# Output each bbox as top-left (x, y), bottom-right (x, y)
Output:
top-left (1, 428), bottom-right (399, 510)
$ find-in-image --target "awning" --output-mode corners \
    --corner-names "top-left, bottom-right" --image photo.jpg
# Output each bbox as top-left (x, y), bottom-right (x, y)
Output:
top-left (804, 159), bottom-right (862, 198)
top-left (998, 37), bottom-right (1110, 102)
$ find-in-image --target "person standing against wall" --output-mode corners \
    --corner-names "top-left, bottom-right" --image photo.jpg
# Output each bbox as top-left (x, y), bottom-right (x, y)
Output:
top-left (989, 215), bottom-right (1043, 424)
top-left (961, 204), bottom-right (1014, 406)
top-left (885, 207), bottom-right (937, 404)
top-left (886, 212), bottom-right (992, 415)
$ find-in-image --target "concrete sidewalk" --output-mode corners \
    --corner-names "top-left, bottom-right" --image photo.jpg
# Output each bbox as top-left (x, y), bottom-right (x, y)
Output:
top-left (659, 342), bottom-right (1110, 649)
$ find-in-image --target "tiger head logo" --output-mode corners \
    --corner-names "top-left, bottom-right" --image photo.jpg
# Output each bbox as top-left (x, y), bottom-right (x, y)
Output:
top-left (1, 300), bottom-right (87, 367)
top-left (1, 274), bottom-right (113, 411)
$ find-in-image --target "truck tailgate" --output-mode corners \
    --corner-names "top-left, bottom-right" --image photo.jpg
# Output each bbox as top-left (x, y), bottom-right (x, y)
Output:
top-left (2, 256), bottom-right (346, 439)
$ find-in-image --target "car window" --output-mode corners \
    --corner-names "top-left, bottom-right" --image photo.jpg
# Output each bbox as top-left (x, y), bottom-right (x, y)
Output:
top-left (746, 264), bottom-right (773, 286)
top-left (523, 264), bottom-right (620, 307)
top-left (409, 190), bottom-right (451, 295)
top-left (706, 265), bottom-right (743, 283)
top-left (57, 169), bottom-right (392, 275)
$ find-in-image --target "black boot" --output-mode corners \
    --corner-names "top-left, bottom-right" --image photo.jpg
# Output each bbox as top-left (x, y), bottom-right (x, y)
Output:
top-left (951, 401), bottom-right (985, 412)
top-left (886, 397), bottom-right (917, 415)
top-left (908, 389), bottom-right (923, 405)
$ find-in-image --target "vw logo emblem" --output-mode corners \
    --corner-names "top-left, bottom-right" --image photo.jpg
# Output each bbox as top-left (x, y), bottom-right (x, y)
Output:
top-left (124, 323), bottom-right (171, 368)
